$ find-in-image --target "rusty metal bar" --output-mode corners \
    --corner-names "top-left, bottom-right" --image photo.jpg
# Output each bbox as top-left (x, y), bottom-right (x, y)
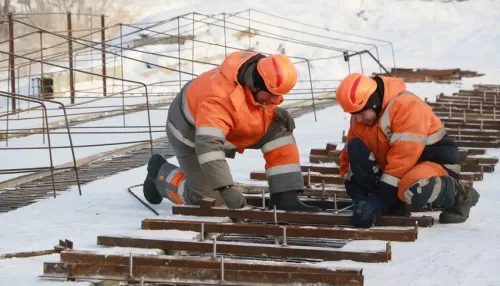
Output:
top-left (251, 170), bottom-right (482, 183)
top-left (236, 183), bottom-right (351, 199)
top-left (2, 249), bottom-right (57, 259)
top-left (59, 251), bottom-right (363, 275)
top-left (67, 13), bottom-right (75, 104)
top-left (245, 194), bottom-right (352, 210)
top-left (8, 13), bottom-right (16, 110)
top-left (141, 219), bottom-right (418, 242)
top-left (0, 239), bottom-right (72, 259)
top-left (96, 235), bottom-right (391, 263)
top-left (172, 204), bottom-right (434, 227)
top-left (43, 260), bottom-right (363, 285)
top-left (101, 14), bottom-right (107, 97)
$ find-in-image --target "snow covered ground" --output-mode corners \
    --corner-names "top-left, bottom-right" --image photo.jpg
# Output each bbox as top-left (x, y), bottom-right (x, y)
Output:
top-left (1, 0), bottom-right (499, 285)
top-left (1, 106), bottom-right (499, 286)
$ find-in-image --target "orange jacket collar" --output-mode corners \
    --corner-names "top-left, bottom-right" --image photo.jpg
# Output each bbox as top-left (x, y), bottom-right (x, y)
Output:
top-left (379, 76), bottom-right (407, 110)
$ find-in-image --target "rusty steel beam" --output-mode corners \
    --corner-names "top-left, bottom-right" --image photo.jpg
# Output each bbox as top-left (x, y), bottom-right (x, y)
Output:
top-left (245, 195), bottom-right (447, 212)
top-left (96, 235), bottom-right (392, 263)
top-left (236, 183), bottom-right (351, 198)
top-left (43, 261), bottom-right (364, 285)
top-left (441, 117), bottom-right (500, 124)
top-left (310, 152), bottom-right (496, 169)
top-left (250, 171), bottom-right (343, 184)
top-left (448, 134), bottom-right (499, 142)
top-left (457, 141), bottom-right (500, 148)
top-left (437, 96), bottom-right (500, 103)
top-left (59, 250), bottom-right (362, 274)
top-left (446, 128), bottom-right (500, 137)
top-left (244, 194), bottom-right (352, 210)
top-left (250, 170), bottom-right (483, 183)
top-left (171, 204), bottom-right (434, 227)
top-left (435, 112), bottom-right (500, 120)
top-left (443, 122), bottom-right (500, 131)
top-left (456, 89), bottom-right (500, 96)
top-left (301, 165), bottom-right (339, 175)
top-left (302, 162), bottom-right (492, 175)
top-left (460, 148), bottom-right (487, 155)
top-left (141, 219), bottom-right (418, 242)
top-left (430, 102), bottom-right (500, 110)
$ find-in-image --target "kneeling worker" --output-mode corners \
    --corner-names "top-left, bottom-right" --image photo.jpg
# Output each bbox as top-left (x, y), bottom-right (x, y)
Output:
top-left (337, 73), bottom-right (480, 227)
top-left (142, 51), bottom-right (320, 212)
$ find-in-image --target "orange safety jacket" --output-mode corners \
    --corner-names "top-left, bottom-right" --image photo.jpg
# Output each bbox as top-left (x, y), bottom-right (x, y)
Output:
top-left (339, 76), bottom-right (447, 189)
top-left (168, 51), bottom-right (301, 191)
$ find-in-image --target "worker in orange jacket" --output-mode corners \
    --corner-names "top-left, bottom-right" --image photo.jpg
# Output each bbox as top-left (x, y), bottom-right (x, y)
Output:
top-left (337, 73), bottom-right (480, 227)
top-left (142, 51), bottom-right (320, 212)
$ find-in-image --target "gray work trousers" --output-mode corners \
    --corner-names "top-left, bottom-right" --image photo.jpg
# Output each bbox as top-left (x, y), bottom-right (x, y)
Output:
top-left (166, 118), bottom-right (297, 206)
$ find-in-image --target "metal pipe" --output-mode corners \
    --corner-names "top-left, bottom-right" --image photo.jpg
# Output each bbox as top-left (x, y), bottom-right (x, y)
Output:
top-left (334, 194), bottom-right (338, 214)
top-left (120, 23), bottom-right (126, 127)
top-left (261, 189), bottom-right (265, 209)
top-left (129, 252), bottom-right (133, 277)
top-left (200, 223), bottom-right (205, 241)
top-left (192, 13), bottom-right (195, 78)
top-left (101, 14), bottom-right (107, 97)
top-left (248, 10), bottom-right (251, 49)
top-left (177, 17), bottom-right (182, 92)
top-left (9, 13), bottom-right (16, 110)
top-left (220, 257), bottom-right (224, 281)
top-left (343, 50), bottom-right (391, 75)
top-left (223, 12), bottom-right (227, 57)
top-left (40, 31), bottom-right (43, 98)
top-left (304, 58), bottom-right (317, 122)
top-left (282, 226), bottom-right (287, 246)
top-left (273, 205), bottom-right (277, 225)
top-left (321, 180), bottom-right (325, 199)
top-left (307, 168), bottom-right (311, 187)
top-left (67, 13), bottom-right (75, 104)
top-left (212, 237), bottom-right (217, 259)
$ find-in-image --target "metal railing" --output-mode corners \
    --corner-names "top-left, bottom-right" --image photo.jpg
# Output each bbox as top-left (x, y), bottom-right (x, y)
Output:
top-left (0, 8), bottom-right (397, 205)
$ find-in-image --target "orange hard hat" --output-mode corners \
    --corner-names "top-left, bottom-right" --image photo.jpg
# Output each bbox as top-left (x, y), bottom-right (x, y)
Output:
top-left (336, 73), bottom-right (377, 113)
top-left (256, 54), bottom-right (297, 96)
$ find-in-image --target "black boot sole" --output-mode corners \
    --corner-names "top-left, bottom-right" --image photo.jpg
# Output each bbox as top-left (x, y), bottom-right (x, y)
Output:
top-left (147, 154), bottom-right (167, 180)
top-left (143, 178), bottom-right (163, 204)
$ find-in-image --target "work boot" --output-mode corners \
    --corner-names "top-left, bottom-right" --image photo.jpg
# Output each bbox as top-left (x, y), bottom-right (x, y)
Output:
top-left (269, 190), bottom-right (321, 212)
top-left (439, 182), bottom-right (480, 224)
top-left (143, 154), bottom-right (167, 204)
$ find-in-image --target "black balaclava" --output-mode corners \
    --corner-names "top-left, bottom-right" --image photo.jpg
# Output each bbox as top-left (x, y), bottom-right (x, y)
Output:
top-left (236, 53), bottom-right (267, 95)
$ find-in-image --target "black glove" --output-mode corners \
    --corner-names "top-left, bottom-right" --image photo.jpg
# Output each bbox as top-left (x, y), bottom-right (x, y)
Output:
top-left (351, 193), bottom-right (382, 228)
top-left (275, 107), bottom-right (295, 131)
top-left (217, 185), bottom-right (247, 209)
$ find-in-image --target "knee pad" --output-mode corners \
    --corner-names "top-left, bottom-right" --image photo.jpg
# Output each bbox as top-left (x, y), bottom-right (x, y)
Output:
top-left (399, 161), bottom-right (453, 209)
top-left (154, 162), bottom-right (186, 205)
